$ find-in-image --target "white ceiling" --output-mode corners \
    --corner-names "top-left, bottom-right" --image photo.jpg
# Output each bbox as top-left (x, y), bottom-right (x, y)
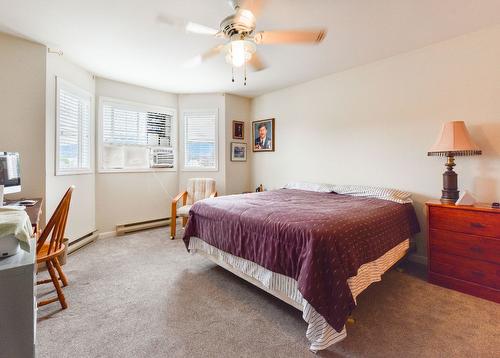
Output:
top-left (1, 0), bottom-right (500, 97)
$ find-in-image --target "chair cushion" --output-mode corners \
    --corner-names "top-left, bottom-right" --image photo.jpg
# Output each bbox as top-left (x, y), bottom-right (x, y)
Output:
top-left (186, 178), bottom-right (216, 204)
top-left (177, 205), bottom-right (192, 217)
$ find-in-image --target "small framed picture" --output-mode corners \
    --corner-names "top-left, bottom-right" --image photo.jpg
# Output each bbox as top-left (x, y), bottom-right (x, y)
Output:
top-left (230, 142), bottom-right (247, 162)
top-left (252, 118), bottom-right (275, 152)
top-left (232, 120), bottom-right (244, 140)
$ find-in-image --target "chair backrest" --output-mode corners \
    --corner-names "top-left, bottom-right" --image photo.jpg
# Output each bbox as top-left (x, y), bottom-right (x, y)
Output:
top-left (186, 178), bottom-right (216, 205)
top-left (36, 186), bottom-right (74, 256)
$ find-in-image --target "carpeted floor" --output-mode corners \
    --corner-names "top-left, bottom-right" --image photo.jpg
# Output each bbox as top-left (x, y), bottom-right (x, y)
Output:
top-left (36, 227), bottom-right (500, 358)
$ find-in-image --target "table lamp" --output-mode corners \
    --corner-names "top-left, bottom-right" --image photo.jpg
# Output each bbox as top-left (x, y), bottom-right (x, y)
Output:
top-left (427, 121), bottom-right (481, 204)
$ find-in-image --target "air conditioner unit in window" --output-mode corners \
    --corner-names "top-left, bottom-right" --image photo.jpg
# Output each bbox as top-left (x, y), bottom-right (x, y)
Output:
top-left (150, 147), bottom-right (174, 168)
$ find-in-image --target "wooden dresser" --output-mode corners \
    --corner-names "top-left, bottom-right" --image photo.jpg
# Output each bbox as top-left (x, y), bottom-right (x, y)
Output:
top-left (426, 201), bottom-right (500, 303)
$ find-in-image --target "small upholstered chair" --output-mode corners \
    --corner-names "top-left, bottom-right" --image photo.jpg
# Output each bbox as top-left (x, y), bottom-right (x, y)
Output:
top-left (171, 178), bottom-right (217, 239)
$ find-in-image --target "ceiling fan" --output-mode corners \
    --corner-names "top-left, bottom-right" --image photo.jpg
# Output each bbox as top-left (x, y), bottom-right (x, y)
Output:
top-left (158, 0), bottom-right (327, 85)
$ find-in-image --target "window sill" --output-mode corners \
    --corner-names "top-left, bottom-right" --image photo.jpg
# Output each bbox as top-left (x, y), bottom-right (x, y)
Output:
top-left (181, 167), bottom-right (219, 172)
top-left (56, 169), bottom-right (94, 176)
top-left (98, 167), bottom-right (177, 174)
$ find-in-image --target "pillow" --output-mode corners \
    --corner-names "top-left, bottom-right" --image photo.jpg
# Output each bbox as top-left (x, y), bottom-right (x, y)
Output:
top-left (283, 181), bottom-right (336, 193)
top-left (331, 184), bottom-right (413, 204)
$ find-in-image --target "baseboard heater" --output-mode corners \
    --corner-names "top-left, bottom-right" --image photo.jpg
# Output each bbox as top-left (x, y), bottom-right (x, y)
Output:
top-left (68, 231), bottom-right (99, 254)
top-left (116, 217), bottom-right (172, 236)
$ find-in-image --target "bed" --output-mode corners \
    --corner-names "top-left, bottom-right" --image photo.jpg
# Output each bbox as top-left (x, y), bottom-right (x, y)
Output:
top-left (183, 184), bottom-right (420, 351)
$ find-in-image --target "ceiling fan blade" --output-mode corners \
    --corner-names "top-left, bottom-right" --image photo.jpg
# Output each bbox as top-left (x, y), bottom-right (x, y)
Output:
top-left (248, 53), bottom-right (266, 71)
top-left (254, 29), bottom-right (327, 45)
top-left (201, 44), bottom-right (224, 60)
top-left (239, 0), bottom-right (264, 17)
top-left (157, 14), bottom-right (219, 36)
top-left (233, 0), bottom-right (264, 25)
top-left (183, 45), bottom-right (224, 68)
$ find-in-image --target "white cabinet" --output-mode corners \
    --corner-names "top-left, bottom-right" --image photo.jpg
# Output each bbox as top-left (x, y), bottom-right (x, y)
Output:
top-left (0, 239), bottom-right (36, 358)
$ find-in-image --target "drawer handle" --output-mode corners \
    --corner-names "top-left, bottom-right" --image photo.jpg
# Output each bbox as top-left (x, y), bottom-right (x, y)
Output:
top-left (470, 246), bottom-right (483, 253)
top-left (470, 222), bottom-right (486, 229)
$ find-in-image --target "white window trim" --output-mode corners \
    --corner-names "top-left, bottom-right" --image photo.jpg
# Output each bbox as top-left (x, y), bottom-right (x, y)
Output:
top-left (55, 77), bottom-right (94, 176)
top-left (97, 96), bottom-right (177, 173)
top-left (182, 108), bottom-right (219, 172)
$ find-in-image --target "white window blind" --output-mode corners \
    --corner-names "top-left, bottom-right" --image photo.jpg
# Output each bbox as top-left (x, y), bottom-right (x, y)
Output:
top-left (184, 110), bottom-right (218, 170)
top-left (100, 98), bottom-right (176, 171)
top-left (56, 78), bottom-right (92, 175)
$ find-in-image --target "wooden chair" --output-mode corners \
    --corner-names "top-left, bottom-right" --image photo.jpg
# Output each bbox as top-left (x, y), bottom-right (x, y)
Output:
top-left (36, 186), bottom-right (74, 309)
top-left (171, 178), bottom-right (217, 239)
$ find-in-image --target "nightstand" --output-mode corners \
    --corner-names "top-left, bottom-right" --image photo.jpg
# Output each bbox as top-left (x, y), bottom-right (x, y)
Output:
top-left (426, 201), bottom-right (500, 303)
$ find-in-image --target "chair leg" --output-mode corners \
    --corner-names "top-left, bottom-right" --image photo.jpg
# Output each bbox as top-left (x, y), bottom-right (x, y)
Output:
top-left (170, 217), bottom-right (177, 240)
top-left (53, 257), bottom-right (68, 287)
top-left (170, 205), bottom-right (177, 240)
top-left (182, 217), bottom-right (188, 227)
top-left (47, 260), bottom-right (68, 309)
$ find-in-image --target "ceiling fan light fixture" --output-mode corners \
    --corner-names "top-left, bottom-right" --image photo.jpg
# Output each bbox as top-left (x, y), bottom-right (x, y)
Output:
top-left (224, 40), bottom-right (256, 67)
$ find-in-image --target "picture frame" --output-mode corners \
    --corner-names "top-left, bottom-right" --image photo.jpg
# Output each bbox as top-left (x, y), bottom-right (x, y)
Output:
top-left (252, 118), bottom-right (275, 152)
top-left (230, 142), bottom-right (247, 162)
top-left (232, 120), bottom-right (245, 140)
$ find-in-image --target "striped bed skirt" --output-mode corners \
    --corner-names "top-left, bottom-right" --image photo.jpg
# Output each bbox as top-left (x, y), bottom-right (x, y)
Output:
top-left (188, 237), bottom-right (409, 352)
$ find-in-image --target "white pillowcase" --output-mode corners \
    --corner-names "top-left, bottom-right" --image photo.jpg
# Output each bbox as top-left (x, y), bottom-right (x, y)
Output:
top-left (283, 181), bottom-right (336, 193)
top-left (283, 182), bottom-right (413, 204)
top-left (331, 184), bottom-right (413, 204)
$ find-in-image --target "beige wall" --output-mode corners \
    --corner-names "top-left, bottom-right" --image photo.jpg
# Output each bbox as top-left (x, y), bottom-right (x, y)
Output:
top-left (225, 94), bottom-right (252, 195)
top-left (178, 93), bottom-right (227, 194)
top-left (95, 78), bottom-right (178, 233)
top-left (250, 25), bottom-right (500, 261)
top-left (0, 33), bottom-right (46, 206)
top-left (45, 53), bottom-right (96, 241)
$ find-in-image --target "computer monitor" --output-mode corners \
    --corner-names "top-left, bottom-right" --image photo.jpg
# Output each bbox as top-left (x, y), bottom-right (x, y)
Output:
top-left (0, 152), bottom-right (21, 195)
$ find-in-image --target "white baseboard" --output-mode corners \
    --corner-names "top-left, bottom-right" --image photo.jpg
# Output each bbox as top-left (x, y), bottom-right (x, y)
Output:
top-left (407, 253), bottom-right (427, 265)
top-left (116, 217), bottom-right (170, 236)
top-left (68, 231), bottom-right (99, 254)
top-left (98, 231), bottom-right (117, 239)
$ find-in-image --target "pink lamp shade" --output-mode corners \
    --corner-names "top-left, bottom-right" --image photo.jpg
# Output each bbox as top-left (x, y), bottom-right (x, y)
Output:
top-left (428, 121), bottom-right (482, 157)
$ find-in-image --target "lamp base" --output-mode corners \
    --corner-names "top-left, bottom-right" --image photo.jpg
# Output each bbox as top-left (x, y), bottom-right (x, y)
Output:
top-left (440, 155), bottom-right (459, 204)
top-left (440, 195), bottom-right (459, 205)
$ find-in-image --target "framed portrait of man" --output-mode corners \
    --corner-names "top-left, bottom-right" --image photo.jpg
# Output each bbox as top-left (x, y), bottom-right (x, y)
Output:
top-left (232, 120), bottom-right (244, 140)
top-left (252, 118), bottom-right (275, 152)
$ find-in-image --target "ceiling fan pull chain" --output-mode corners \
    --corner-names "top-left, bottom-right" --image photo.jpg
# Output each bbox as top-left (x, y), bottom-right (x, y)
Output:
top-left (231, 65), bottom-right (235, 83)
top-left (244, 61), bottom-right (247, 86)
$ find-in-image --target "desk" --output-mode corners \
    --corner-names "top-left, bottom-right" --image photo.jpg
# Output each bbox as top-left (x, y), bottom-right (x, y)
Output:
top-left (0, 198), bottom-right (42, 358)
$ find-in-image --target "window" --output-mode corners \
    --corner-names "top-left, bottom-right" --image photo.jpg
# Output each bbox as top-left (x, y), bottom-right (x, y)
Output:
top-left (99, 97), bottom-right (176, 172)
top-left (56, 77), bottom-right (92, 175)
top-left (183, 110), bottom-right (218, 170)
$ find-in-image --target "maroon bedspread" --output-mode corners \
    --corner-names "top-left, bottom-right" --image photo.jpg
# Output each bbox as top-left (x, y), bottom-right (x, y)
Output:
top-left (183, 189), bottom-right (419, 332)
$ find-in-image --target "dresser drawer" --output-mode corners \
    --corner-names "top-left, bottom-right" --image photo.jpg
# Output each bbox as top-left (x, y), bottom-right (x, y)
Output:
top-left (430, 252), bottom-right (500, 289)
top-left (429, 229), bottom-right (500, 264)
top-left (429, 206), bottom-right (500, 238)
